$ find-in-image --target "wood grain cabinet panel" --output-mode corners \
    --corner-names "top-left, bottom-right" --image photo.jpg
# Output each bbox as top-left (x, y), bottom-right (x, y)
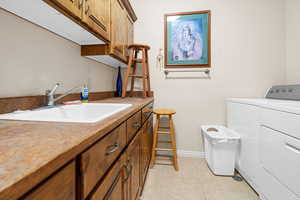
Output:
top-left (90, 153), bottom-right (127, 200)
top-left (110, 0), bottom-right (127, 60)
top-left (142, 102), bottom-right (153, 123)
top-left (80, 0), bottom-right (137, 65)
top-left (126, 131), bottom-right (141, 200)
top-left (125, 14), bottom-right (134, 57)
top-left (141, 115), bottom-right (153, 183)
top-left (47, 0), bottom-right (82, 19)
top-left (127, 111), bottom-right (142, 142)
top-left (82, 0), bottom-right (111, 41)
top-left (80, 122), bottom-right (126, 199)
top-left (22, 161), bottom-right (76, 200)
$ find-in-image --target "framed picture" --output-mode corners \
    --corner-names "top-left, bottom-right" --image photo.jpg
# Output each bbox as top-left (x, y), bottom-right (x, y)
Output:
top-left (164, 10), bottom-right (211, 68)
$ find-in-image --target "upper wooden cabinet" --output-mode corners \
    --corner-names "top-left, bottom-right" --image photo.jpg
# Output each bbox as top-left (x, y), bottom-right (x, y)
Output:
top-left (110, 0), bottom-right (127, 60)
top-left (47, 0), bottom-right (82, 19)
top-left (126, 14), bottom-right (134, 57)
top-left (82, 0), bottom-right (111, 41)
top-left (81, 0), bottom-right (135, 65)
top-left (0, 0), bottom-right (136, 67)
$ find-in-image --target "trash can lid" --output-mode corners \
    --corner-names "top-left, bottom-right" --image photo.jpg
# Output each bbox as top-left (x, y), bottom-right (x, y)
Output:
top-left (201, 125), bottom-right (240, 140)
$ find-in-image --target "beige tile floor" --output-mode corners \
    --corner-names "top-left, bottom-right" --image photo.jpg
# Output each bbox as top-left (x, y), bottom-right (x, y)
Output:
top-left (141, 157), bottom-right (259, 200)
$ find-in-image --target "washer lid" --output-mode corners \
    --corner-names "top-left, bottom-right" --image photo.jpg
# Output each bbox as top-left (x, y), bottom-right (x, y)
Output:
top-left (226, 98), bottom-right (300, 115)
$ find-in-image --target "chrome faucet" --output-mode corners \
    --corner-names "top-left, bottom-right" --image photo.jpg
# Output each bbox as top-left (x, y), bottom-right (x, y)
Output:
top-left (46, 83), bottom-right (82, 106)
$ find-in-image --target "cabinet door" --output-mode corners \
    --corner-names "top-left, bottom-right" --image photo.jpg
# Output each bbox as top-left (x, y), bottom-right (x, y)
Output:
top-left (90, 155), bottom-right (127, 200)
top-left (141, 116), bottom-right (153, 183)
top-left (103, 171), bottom-right (124, 200)
top-left (110, 0), bottom-right (127, 60)
top-left (22, 162), bottom-right (76, 200)
top-left (82, 0), bottom-right (111, 41)
top-left (127, 131), bottom-right (141, 200)
top-left (125, 14), bottom-right (134, 57)
top-left (48, 0), bottom-right (82, 18)
top-left (80, 123), bottom-right (126, 199)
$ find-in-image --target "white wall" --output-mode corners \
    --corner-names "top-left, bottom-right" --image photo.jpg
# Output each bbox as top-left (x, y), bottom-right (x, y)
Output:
top-left (131, 0), bottom-right (286, 152)
top-left (0, 9), bottom-right (116, 98)
top-left (285, 0), bottom-right (300, 84)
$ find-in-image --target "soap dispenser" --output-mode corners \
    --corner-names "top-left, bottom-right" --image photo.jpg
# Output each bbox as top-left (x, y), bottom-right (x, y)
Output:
top-left (81, 84), bottom-right (89, 103)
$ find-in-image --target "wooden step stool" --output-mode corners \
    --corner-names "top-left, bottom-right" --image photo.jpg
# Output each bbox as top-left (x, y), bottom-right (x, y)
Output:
top-left (150, 109), bottom-right (179, 171)
top-left (122, 44), bottom-right (151, 98)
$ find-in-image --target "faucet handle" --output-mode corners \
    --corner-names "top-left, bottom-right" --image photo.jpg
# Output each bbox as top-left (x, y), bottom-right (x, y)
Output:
top-left (47, 83), bottom-right (60, 95)
top-left (45, 89), bottom-right (51, 96)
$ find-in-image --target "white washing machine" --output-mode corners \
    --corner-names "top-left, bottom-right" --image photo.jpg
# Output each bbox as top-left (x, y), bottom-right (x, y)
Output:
top-left (227, 85), bottom-right (300, 200)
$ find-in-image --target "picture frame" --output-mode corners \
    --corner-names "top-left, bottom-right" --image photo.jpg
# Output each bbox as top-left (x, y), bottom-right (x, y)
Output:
top-left (164, 10), bottom-right (211, 68)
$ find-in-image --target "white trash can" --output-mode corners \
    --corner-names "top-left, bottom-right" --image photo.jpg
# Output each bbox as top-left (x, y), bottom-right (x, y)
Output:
top-left (201, 125), bottom-right (240, 176)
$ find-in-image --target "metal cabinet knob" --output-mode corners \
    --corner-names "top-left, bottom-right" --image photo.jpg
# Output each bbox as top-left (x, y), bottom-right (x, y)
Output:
top-left (105, 143), bottom-right (120, 155)
top-left (132, 122), bottom-right (140, 128)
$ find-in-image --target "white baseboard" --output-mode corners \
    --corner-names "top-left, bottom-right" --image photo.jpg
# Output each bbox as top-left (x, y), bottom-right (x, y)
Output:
top-left (177, 150), bottom-right (205, 158)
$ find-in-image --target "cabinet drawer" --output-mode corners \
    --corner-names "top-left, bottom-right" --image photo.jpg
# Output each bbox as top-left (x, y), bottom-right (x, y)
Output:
top-left (142, 102), bottom-right (153, 123)
top-left (23, 161), bottom-right (75, 200)
top-left (81, 123), bottom-right (126, 199)
top-left (127, 111), bottom-right (142, 142)
top-left (90, 152), bottom-right (127, 200)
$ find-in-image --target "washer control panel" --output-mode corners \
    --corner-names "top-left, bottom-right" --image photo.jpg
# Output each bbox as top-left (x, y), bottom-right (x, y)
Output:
top-left (266, 85), bottom-right (300, 100)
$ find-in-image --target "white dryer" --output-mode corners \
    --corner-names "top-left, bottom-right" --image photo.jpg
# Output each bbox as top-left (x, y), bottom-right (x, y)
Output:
top-left (227, 85), bottom-right (300, 200)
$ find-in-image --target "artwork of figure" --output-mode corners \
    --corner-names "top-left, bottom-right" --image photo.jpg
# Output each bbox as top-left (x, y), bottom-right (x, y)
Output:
top-left (165, 11), bottom-right (211, 68)
top-left (172, 22), bottom-right (203, 61)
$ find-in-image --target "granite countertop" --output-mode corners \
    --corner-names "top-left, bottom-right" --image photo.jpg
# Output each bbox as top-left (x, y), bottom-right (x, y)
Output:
top-left (0, 97), bottom-right (153, 200)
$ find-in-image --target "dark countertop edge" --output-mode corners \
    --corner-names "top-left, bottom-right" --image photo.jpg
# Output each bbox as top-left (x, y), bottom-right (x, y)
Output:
top-left (0, 97), bottom-right (154, 200)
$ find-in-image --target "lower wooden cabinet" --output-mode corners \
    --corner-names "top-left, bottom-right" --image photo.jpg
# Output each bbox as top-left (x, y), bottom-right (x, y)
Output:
top-left (127, 111), bottom-right (142, 142)
top-left (80, 122), bottom-right (126, 199)
top-left (89, 154), bottom-right (127, 200)
top-left (141, 115), bottom-right (153, 183)
top-left (142, 102), bottom-right (153, 124)
top-left (90, 129), bottom-right (148, 200)
top-left (90, 114), bottom-right (152, 200)
top-left (126, 130), bottom-right (142, 200)
top-left (22, 161), bottom-right (76, 200)
top-left (18, 102), bottom-right (153, 200)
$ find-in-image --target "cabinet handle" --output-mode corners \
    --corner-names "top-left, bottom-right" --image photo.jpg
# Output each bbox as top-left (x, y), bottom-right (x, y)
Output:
top-left (124, 163), bottom-right (132, 182)
top-left (132, 122), bottom-right (140, 128)
top-left (105, 143), bottom-right (120, 155)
